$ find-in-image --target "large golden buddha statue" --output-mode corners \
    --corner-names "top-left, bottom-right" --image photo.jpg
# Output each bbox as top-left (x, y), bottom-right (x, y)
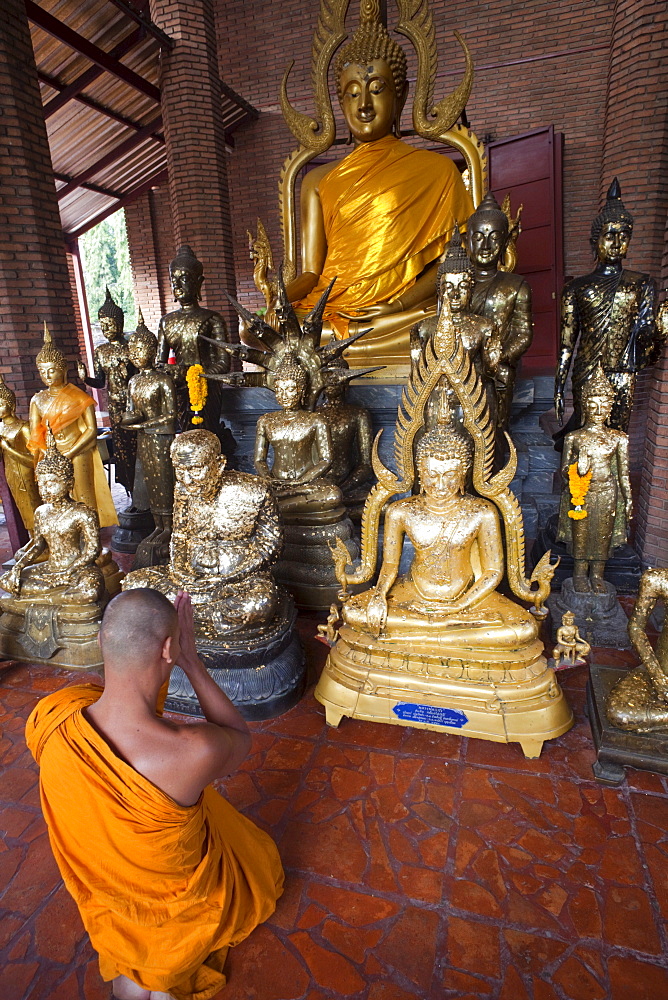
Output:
top-left (261, 0), bottom-right (485, 367)
top-left (28, 325), bottom-right (117, 528)
top-left (316, 296), bottom-right (573, 758)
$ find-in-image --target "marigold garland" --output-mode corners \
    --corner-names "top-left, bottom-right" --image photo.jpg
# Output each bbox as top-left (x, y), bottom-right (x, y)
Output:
top-left (186, 364), bottom-right (207, 425)
top-left (567, 461), bottom-right (592, 520)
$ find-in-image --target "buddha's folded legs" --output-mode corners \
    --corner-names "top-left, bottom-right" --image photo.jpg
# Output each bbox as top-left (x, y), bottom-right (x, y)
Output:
top-left (19, 564), bottom-right (104, 605)
top-left (606, 668), bottom-right (668, 732)
top-left (343, 587), bottom-right (538, 650)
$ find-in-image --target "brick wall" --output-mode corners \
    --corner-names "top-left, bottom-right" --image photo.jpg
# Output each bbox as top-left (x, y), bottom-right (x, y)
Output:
top-left (0, 0), bottom-right (80, 414)
top-left (217, 0), bottom-right (614, 313)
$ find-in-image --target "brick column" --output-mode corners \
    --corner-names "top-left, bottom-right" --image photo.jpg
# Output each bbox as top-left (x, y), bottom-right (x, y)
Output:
top-left (603, 0), bottom-right (668, 562)
top-left (148, 0), bottom-right (237, 334)
top-left (0, 0), bottom-right (80, 414)
top-left (124, 183), bottom-right (175, 333)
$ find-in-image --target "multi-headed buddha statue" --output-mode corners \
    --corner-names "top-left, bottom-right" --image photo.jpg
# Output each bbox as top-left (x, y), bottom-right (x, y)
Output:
top-left (0, 432), bottom-right (122, 669)
top-left (465, 192), bottom-right (533, 428)
top-left (123, 430), bottom-right (304, 718)
top-left (555, 179), bottom-right (662, 434)
top-left (0, 373), bottom-right (40, 533)
top-left (157, 245), bottom-right (230, 440)
top-left (557, 365), bottom-right (632, 594)
top-left (77, 287), bottom-right (136, 494)
top-left (259, 0), bottom-right (485, 366)
top-left (316, 296), bottom-right (573, 758)
top-left (28, 325), bottom-right (117, 528)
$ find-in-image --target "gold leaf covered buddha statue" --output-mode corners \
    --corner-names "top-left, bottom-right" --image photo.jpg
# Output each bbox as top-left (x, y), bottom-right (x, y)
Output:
top-left (123, 430), bottom-right (304, 718)
top-left (259, 0), bottom-right (485, 367)
top-left (606, 568), bottom-right (668, 732)
top-left (0, 431), bottom-right (122, 669)
top-left (315, 297), bottom-right (573, 758)
top-left (557, 365), bottom-right (632, 594)
top-left (77, 287), bottom-right (136, 494)
top-left (0, 373), bottom-right (40, 533)
top-left (28, 324), bottom-right (117, 528)
top-left (555, 179), bottom-right (663, 434)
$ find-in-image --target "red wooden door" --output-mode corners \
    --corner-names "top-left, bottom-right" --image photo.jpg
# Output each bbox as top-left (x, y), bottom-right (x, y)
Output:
top-left (487, 126), bottom-right (564, 373)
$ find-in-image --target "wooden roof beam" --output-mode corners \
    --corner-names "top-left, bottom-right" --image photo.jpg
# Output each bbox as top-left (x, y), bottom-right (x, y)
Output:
top-left (106, 0), bottom-right (173, 50)
top-left (39, 70), bottom-right (164, 143)
top-left (42, 26), bottom-right (145, 119)
top-left (54, 172), bottom-right (124, 200)
top-left (56, 115), bottom-right (164, 201)
top-left (25, 2), bottom-right (160, 103)
top-left (66, 167), bottom-right (169, 240)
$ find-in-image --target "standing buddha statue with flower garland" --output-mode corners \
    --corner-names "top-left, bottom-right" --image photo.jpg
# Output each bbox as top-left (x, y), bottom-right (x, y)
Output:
top-left (557, 365), bottom-right (632, 593)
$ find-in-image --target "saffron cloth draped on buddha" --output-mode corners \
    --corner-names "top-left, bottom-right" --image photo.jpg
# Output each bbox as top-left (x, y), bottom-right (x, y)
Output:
top-left (295, 135), bottom-right (474, 339)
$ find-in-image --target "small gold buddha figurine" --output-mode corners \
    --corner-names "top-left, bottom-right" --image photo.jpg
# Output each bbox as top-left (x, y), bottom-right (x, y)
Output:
top-left (605, 568), bottom-right (668, 731)
top-left (157, 245), bottom-right (230, 438)
top-left (552, 611), bottom-right (591, 666)
top-left (465, 192), bottom-right (533, 428)
top-left (121, 327), bottom-right (177, 563)
top-left (555, 178), bottom-right (663, 434)
top-left (28, 324), bottom-right (117, 528)
top-left (557, 365), bottom-right (632, 594)
top-left (267, 0), bottom-right (484, 366)
top-left (0, 431), bottom-right (122, 669)
top-left (123, 430), bottom-right (305, 717)
top-left (77, 287), bottom-right (136, 493)
top-left (316, 295), bottom-right (572, 758)
top-left (0, 373), bottom-right (40, 532)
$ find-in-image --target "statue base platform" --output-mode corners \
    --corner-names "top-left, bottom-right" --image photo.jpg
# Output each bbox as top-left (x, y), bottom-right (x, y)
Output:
top-left (586, 663), bottom-right (668, 784)
top-left (0, 599), bottom-right (106, 670)
top-left (165, 590), bottom-right (305, 721)
top-left (315, 625), bottom-right (573, 759)
top-left (275, 517), bottom-right (358, 611)
top-left (531, 514), bottom-right (641, 595)
top-left (547, 577), bottom-right (630, 648)
top-left (111, 506), bottom-right (154, 554)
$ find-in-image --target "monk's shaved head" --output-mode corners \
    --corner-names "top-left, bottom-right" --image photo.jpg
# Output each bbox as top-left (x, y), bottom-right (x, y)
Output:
top-left (100, 589), bottom-right (177, 663)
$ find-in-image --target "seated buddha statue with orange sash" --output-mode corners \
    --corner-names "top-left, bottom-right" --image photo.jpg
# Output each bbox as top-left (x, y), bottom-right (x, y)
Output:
top-left (28, 325), bottom-right (117, 528)
top-left (286, 7), bottom-right (473, 365)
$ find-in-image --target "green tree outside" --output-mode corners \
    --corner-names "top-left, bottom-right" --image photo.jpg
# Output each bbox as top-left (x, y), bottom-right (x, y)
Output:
top-left (79, 209), bottom-right (136, 333)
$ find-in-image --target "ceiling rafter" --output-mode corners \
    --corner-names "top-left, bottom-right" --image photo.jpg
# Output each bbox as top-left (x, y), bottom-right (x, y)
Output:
top-left (56, 115), bottom-right (164, 201)
top-left (67, 167), bottom-right (169, 241)
top-left (26, 1), bottom-right (160, 103)
top-left (41, 26), bottom-right (145, 119)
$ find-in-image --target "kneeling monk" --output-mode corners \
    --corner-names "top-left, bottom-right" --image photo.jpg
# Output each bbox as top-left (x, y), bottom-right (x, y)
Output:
top-left (25, 588), bottom-right (284, 1000)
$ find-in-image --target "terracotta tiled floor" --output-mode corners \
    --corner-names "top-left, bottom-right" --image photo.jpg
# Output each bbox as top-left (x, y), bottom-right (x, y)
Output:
top-left (2, 567), bottom-right (668, 998)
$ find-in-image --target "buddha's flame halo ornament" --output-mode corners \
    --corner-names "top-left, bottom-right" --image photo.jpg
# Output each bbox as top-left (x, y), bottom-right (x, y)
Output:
top-left (278, 0), bottom-right (485, 283)
top-left (333, 293), bottom-right (559, 617)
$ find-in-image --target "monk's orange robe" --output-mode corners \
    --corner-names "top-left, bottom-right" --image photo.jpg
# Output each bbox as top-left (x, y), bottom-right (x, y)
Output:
top-left (295, 134), bottom-right (474, 338)
top-left (25, 685), bottom-right (284, 1000)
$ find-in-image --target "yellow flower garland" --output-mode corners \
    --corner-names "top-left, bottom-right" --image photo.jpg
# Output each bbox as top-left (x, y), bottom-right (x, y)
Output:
top-left (186, 364), bottom-right (207, 425)
top-left (567, 461), bottom-right (592, 520)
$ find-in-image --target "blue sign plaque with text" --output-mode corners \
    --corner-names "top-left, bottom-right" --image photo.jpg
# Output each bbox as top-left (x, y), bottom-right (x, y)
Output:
top-left (392, 703), bottom-right (469, 728)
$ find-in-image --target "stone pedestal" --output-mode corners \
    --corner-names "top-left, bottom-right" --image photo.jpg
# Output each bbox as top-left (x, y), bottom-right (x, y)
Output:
top-left (111, 506), bottom-right (154, 554)
top-left (586, 663), bottom-right (668, 784)
top-left (548, 577), bottom-right (630, 648)
top-left (165, 590), bottom-right (305, 721)
top-left (276, 517), bottom-right (358, 611)
top-left (532, 513), bottom-right (642, 595)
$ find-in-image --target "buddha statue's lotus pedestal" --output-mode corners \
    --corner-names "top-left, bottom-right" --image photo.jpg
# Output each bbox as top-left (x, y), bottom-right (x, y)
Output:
top-left (317, 611), bottom-right (573, 760)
